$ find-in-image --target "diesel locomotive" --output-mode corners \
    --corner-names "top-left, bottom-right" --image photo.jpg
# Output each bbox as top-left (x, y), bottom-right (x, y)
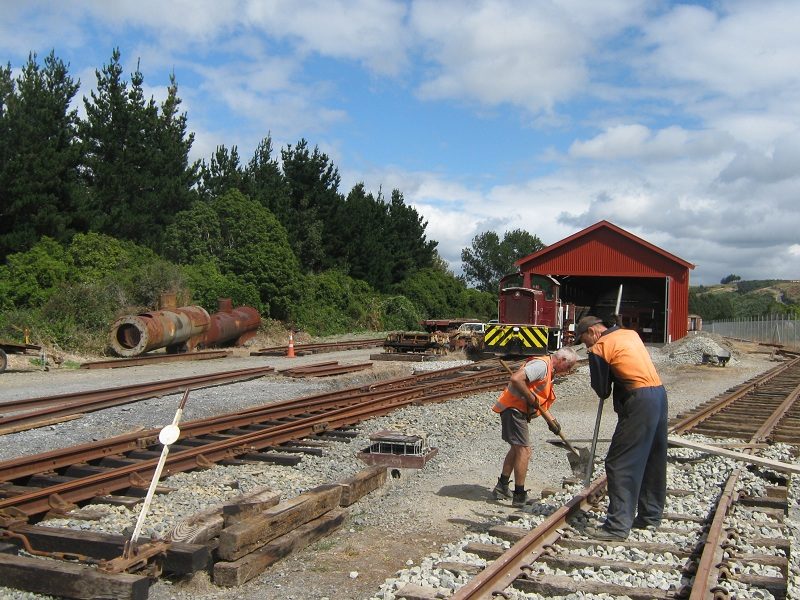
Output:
top-left (484, 272), bottom-right (580, 356)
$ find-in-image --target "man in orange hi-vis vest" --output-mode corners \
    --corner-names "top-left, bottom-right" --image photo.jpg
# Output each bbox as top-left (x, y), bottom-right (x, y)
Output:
top-left (492, 346), bottom-right (578, 507)
top-left (575, 315), bottom-right (668, 541)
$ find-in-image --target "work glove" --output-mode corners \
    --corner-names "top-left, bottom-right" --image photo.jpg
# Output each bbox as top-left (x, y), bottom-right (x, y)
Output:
top-left (548, 418), bottom-right (562, 436)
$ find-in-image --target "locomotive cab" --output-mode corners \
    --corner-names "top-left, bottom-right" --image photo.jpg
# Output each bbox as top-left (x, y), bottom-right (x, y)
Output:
top-left (486, 272), bottom-right (576, 356)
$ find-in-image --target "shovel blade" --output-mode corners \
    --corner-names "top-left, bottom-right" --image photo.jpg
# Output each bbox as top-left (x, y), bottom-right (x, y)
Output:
top-left (567, 447), bottom-right (592, 478)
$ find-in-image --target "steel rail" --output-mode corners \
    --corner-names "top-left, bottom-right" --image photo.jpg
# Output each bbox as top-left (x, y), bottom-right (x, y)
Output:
top-left (0, 365), bottom-right (276, 415)
top-left (79, 350), bottom-right (231, 369)
top-left (0, 378), bottom-right (506, 517)
top-left (0, 366), bottom-right (277, 432)
top-left (669, 356), bottom-right (799, 434)
top-left (0, 387), bottom-right (391, 481)
top-left (0, 365), bottom-right (508, 482)
top-left (252, 338), bottom-right (385, 354)
top-left (281, 362), bottom-right (374, 377)
top-left (690, 366), bottom-right (800, 599)
top-left (451, 479), bottom-right (607, 599)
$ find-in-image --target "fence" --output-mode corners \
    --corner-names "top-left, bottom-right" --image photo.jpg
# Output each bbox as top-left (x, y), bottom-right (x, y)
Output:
top-left (706, 315), bottom-right (800, 349)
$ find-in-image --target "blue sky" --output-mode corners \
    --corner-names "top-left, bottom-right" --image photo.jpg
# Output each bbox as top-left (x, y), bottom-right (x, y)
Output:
top-left (3, 0), bottom-right (800, 285)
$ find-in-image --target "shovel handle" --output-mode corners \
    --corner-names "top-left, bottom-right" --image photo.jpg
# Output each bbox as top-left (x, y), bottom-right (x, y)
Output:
top-left (584, 396), bottom-right (605, 487)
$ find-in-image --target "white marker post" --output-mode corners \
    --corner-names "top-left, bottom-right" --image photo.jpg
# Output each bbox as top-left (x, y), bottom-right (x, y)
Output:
top-left (125, 388), bottom-right (190, 557)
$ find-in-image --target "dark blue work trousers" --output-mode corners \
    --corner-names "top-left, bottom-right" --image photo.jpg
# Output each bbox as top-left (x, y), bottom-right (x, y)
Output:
top-left (603, 385), bottom-right (668, 536)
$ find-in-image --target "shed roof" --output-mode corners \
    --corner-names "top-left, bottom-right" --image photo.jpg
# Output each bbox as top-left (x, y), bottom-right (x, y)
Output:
top-left (515, 220), bottom-right (695, 272)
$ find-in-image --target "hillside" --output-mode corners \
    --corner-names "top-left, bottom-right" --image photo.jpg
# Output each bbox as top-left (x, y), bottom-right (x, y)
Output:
top-left (689, 279), bottom-right (800, 320)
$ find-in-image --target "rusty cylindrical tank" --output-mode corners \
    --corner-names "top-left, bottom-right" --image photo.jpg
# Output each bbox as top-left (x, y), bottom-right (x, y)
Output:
top-left (109, 305), bottom-right (211, 357)
top-left (200, 298), bottom-right (261, 349)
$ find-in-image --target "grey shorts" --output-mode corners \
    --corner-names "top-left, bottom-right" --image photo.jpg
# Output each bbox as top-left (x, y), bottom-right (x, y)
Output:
top-left (500, 408), bottom-right (530, 447)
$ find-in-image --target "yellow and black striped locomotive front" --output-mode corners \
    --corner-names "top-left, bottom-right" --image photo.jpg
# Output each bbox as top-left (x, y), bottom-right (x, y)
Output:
top-left (484, 323), bottom-right (551, 356)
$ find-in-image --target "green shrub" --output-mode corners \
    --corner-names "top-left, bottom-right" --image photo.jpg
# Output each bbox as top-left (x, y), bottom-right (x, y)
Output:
top-left (379, 295), bottom-right (421, 331)
top-left (456, 287), bottom-right (496, 320)
top-left (182, 261), bottom-right (263, 314)
top-left (1, 237), bottom-right (71, 307)
top-left (292, 270), bottom-right (379, 335)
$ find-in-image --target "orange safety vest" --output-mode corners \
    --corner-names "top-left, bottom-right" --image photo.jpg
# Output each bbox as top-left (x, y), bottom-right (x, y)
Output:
top-left (492, 355), bottom-right (555, 418)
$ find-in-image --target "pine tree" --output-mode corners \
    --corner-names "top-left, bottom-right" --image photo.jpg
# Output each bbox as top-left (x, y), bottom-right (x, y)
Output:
top-left (152, 73), bottom-right (200, 249)
top-left (337, 183), bottom-right (393, 291)
top-left (281, 139), bottom-right (342, 272)
top-left (80, 48), bottom-right (129, 236)
top-left (81, 49), bottom-right (198, 249)
top-left (0, 51), bottom-right (82, 260)
top-left (244, 135), bottom-right (290, 222)
top-left (386, 189), bottom-right (437, 284)
top-left (199, 144), bottom-right (245, 199)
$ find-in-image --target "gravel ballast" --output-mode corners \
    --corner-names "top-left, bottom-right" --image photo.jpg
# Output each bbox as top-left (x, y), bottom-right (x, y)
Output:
top-left (0, 333), bottom-right (794, 600)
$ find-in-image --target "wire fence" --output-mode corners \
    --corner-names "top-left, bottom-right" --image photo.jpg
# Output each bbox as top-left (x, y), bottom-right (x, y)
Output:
top-left (706, 315), bottom-right (800, 349)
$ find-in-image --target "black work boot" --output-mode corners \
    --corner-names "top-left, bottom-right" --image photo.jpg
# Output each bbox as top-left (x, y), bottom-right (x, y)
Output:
top-left (512, 489), bottom-right (527, 508)
top-left (492, 478), bottom-right (512, 500)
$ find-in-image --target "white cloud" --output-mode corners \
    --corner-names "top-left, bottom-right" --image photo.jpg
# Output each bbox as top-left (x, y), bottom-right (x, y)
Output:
top-left (718, 131), bottom-right (800, 184)
top-left (569, 124), bottom-right (734, 162)
top-left (4, 0), bottom-right (800, 287)
top-left (410, 0), bottom-right (646, 113)
top-left (412, 1), bottom-right (588, 112)
top-left (244, 0), bottom-right (410, 76)
top-left (642, 2), bottom-right (800, 99)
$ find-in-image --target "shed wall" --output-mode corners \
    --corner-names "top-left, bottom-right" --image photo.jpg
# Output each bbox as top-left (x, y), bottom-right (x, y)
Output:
top-left (518, 226), bottom-right (691, 342)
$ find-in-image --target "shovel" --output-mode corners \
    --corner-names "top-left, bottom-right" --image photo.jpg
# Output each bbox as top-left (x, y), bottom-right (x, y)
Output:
top-left (499, 359), bottom-right (591, 478)
top-left (583, 396), bottom-right (605, 487)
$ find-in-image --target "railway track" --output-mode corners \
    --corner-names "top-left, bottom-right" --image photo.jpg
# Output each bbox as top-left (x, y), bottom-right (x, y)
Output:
top-left (2, 350), bottom-right (797, 599)
top-left (79, 350), bottom-right (231, 369)
top-left (0, 365), bottom-right (277, 434)
top-left (0, 360), bottom-right (510, 519)
top-left (413, 356), bottom-right (800, 600)
top-left (0, 357), bottom-right (519, 598)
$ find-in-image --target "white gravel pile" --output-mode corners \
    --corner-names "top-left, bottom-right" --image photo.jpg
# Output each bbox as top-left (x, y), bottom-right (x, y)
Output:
top-left (648, 332), bottom-right (737, 366)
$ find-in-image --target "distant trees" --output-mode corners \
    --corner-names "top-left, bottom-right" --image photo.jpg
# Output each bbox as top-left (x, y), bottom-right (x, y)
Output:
top-left (163, 190), bottom-right (300, 319)
top-left (0, 48), bottom-right (484, 350)
top-left (280, 139), bottom-right (342, 271)
top-left (199, 144), bottom-right (245, 200)
top-left (386, 190), bottom-right (438, 284)
top-left (689, 290), bottom-right (735, 321)
top-left (244, 135), bottom-right (290, 223)
top-left (80, 49), bottom-right (198, 249)
top-left (689, 283), bottom-right (798, 321)
top-left (396, 268), bottom-right (495, 321)
top-left (0, 51), bottom-right (83, 258)
top-left (461, 229), bottom-right (546, 292)
top-left (337, 184), bottom-right (394, 289)
top-left (720, 274), bottom-right (741, 284)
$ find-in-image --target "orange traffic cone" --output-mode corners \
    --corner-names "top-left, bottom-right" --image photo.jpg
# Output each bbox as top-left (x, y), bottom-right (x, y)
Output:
top-left (287, 331), bottom-right (296, 358)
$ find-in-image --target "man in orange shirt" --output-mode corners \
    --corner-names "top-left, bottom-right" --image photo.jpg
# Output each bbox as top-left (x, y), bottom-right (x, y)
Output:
top-left (491, 346), bottom-right (578, 507)
top-left (575, 316), bottom-right (668, 541)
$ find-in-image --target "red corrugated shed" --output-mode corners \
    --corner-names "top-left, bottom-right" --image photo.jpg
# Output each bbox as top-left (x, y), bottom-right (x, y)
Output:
top-left (515, 220), bottom-right (695, 342)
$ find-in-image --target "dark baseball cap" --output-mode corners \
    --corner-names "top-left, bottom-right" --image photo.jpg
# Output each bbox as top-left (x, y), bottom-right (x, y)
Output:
top-left (574, 316), bottom-right (603, 338)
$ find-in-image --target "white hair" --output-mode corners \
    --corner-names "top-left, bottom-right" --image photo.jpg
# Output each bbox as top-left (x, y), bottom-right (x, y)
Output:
top-left (553, 346), bottom-right (578, 366)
